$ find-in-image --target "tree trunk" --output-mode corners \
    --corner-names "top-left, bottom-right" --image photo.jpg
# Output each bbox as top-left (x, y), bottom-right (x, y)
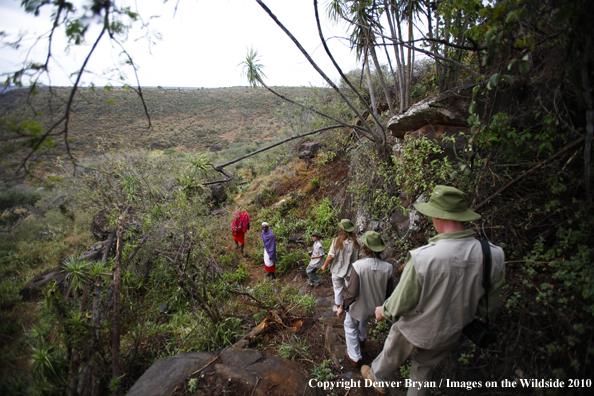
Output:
top-left (111, 217), bottom-right (124, 396)
top-left (406, 9), bottom-right (413, 110)
top-left (370, 46), bottom-right (396, 116)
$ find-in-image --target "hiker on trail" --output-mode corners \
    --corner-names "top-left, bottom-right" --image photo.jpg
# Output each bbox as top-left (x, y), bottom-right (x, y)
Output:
top-left (321, 219), bottom-right (361, 313)
top-left (232, 205), bottom-right (250, 255)
top-left (337, 231), bottom-right (394, 368)
top-left (261, 222), bottom-right (277, 280)
top-left (305, 231), bottom-right (325, 287)
top-left (361, 185), bottom-right (506, 396)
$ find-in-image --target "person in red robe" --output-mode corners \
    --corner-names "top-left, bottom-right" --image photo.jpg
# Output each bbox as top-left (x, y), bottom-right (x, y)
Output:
top-left (232, 205), bottom-right (250, 254)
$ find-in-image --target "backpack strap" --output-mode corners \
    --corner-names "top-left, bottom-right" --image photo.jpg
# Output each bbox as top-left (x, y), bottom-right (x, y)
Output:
top-left (480, 240), bottom-right (492, 326)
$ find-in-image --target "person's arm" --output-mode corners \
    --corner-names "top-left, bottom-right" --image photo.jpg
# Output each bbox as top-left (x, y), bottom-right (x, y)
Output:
top-left (321, 240), bottom-right (335, 271)
top-left (341, 268), bottom-right (360, 312)
top-left (376, 255), bottom-right (421, 322)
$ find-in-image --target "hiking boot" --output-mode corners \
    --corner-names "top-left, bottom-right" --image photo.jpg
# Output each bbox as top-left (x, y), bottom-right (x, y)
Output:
top-left (345, 347), bottom-right (361, 368)
top-left (361, 365), bottom-right (388, 395)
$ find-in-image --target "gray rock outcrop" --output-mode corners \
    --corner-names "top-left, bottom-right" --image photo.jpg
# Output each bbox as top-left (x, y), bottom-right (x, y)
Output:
top-left (387, 87), bottom-right (473, 139)
top-left (127, 348), bottom-right (323, 396)
top-left (210, 183), bottom-right (228, 203)
top-left (297, 140), bottom-right (320, 159)
top-left (127, 352), bottom-right (216, 396)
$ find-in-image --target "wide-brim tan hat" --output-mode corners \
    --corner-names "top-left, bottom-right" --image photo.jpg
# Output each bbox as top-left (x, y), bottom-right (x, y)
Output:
top-left (338, 219), bottom-right (355, 232)
top-left (414, 185), bottom-right (481, 222)
top-left (361, 231), bottom-right (386, 252)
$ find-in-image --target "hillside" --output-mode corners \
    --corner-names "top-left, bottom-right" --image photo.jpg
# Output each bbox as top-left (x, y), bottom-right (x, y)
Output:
top-left (0, 86), bottom-right (316, 168)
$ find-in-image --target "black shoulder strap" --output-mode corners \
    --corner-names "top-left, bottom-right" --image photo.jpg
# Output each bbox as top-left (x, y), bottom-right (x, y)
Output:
top-left (480, 240), bottom-right (492, 325)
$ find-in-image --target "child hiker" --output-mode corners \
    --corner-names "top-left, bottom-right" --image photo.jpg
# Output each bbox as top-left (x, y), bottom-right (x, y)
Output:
top-left (306, 231), bottom-right (325, 287)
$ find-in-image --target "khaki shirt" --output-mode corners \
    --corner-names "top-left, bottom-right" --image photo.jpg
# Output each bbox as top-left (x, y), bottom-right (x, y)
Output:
top-left (344, 257), bottom-right (393, 322)
top-left (327, 237), bottom-right (361, 278)
top-left (382, 230), bottom-right (505, 349)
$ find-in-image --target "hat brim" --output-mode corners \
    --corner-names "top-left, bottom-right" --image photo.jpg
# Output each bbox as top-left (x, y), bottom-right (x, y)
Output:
top-left (414, 202), bottom-right (481, 222)
top-left (361, 234), bottom-right (386, 252)
top-left (338, 223), bottom-right (355, 232)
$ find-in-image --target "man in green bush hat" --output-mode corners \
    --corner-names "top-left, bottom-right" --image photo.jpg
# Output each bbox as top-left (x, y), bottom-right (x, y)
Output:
top-left (337, 231), bottom-right (394, 368)
top-left (361, 185), bottom-right (506, 395)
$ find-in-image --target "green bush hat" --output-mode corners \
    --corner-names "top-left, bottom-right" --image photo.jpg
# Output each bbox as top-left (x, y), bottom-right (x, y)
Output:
top-left (338, 219), bottom-right (356, 233)
top-left (311, 231), bottom-right (323, 238)
top-left (413, 185), bottom-right (481, 222)
top-left (361, 231), bottom-right (386, 252)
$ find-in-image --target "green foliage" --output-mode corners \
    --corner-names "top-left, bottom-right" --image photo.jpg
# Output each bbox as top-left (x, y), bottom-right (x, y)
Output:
top-left (310, 359), bottom-right (336, 382)
top-left (0, 187), bottom-right (42, 233)
top-left (175, 153), bottom-right (210, 197)
top-left (303, 197), bottom-right (338, 238)
top-left (62, 256), bottom-right (91, 296)
top-left (240, 48), bottom-right (267, 88)
top-left (275, 248), bottom-right (304, 276)
top-left (30, 342), bottom-right (67, 388)
top-left (277, 335), bottom-right (312, 361)
top-left (223, 263), bottom-right (249, 284)
top-left (399, 360), bottom-right (412, 379)
top-left (471, 112), bottom-right (566, 163)
top-left (369, 320), bottom-right (391, 341)
top-left (188, 378), bottom-right (198, 393)
top-left (350, 137), bottom-right (452, 220)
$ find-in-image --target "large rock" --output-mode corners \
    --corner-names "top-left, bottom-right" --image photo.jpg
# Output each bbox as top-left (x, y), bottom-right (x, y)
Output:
top-left (127, 348), bottom-right (322, 396)
top-left (126, 352), bottom-right (216, 396)
top-left (387, 86), bottom-right (474, 138)
top-left (210, 183), bottom-right (228, 203)
top-left (297, 140), bottom-right (320, 159)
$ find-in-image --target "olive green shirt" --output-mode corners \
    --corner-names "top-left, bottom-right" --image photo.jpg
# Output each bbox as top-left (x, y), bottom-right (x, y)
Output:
top-left (382, 230), bottom-right (506, 322)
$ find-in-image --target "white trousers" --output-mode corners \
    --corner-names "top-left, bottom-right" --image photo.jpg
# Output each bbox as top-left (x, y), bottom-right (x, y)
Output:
top-left (331, 274), bottom-right (349, 306)
top-left (344, 313), bottom-right (367, 362)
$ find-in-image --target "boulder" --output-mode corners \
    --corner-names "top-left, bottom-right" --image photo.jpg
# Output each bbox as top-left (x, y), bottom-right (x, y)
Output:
top-left (297, 141), bottom-right (320, 159)
top-left (387, 86), bottom-right (473, 138)
top-left (126, 352), bottom-right (216, 396)
top-left (127, 348), bottom-right (322, 396)
top-left (323, 317), bottom-right (346, 367)
top-left (210, 183), bottom-right (228, 203)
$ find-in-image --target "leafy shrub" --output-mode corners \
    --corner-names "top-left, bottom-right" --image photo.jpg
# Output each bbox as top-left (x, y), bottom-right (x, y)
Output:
top-left (223, 263), bottom-right (249, 284)
top-left (0, 187), bottom-right (41, 233)
top-left (275, 247), bottom-right (304, 275)
top-left (277, 336), bottom-right (311, 361)
top-left (303, 197), bottom-right (337, 238)
top-left (310, 359), bottom-right (336, 382)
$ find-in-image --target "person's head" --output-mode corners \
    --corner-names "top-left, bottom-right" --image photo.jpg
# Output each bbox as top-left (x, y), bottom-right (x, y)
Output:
top-left (413, 185), bottom-right (480, 233)
top-left (361, 231), bottom-right (385, 258)
top-left (311, 231), bottom-right (322, 242)
top-left (261, 222), bottom-right (269, 232)
top-left (335, 219), bottom-right (359, 250)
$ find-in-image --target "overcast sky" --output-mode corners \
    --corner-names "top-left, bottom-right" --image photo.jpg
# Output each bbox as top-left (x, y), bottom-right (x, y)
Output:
top-left (0, 0), bottom-right (364, 88)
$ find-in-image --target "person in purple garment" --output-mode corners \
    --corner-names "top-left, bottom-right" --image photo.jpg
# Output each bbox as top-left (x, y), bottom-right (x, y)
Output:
top-left (261, 222), bottom-right (277, 280)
